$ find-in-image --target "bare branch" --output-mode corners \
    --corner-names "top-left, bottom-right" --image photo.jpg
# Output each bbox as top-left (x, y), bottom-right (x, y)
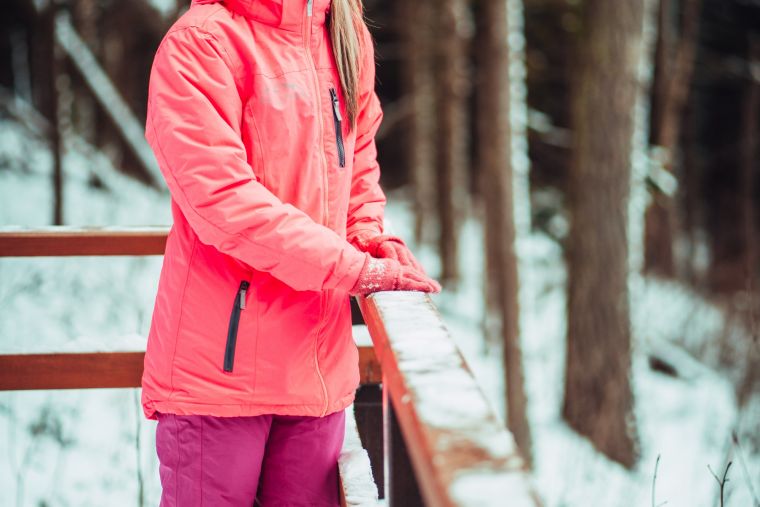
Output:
top-left (707, 462), bottom-right (732, 507)
top-left (651, 454), bottom-right (668, 507)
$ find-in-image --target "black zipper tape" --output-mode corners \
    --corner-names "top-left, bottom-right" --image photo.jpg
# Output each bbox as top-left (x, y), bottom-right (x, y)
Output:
top-left (223, 280), bottom-right (250, 373)
top-left (329, 87), bottom-right (345, 168)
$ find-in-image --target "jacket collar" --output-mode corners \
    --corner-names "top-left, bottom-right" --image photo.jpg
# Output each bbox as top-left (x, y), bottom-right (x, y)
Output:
top-left (192, 0), bottom-right (331, 31)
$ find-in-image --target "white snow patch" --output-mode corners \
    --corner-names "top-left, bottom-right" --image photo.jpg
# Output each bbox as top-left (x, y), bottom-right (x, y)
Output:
top-left (339, 405), bottom-right (380, 506)
top-left (147, 0), bottom-right (178, 17)
top-left (451, 470), bottom-right (536, 507)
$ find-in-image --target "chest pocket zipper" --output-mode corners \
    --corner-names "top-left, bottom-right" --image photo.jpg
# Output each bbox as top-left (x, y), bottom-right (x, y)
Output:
top-left (329, 88), bottom-right (345, 168)
top-left (223, 280), bottom-right (250, 373)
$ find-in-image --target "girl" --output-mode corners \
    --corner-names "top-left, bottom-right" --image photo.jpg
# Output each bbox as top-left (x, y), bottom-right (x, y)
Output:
top-left (142, 0), bottom-right (441, 505)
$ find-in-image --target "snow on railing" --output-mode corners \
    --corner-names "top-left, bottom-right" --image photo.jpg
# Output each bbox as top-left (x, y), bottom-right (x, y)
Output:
top-left (358, 292), bottom-right (539, 506)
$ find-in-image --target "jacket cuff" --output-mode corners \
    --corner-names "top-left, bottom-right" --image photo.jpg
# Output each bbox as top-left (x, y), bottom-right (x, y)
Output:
top-left (334, 251), bottom-right (372, 294)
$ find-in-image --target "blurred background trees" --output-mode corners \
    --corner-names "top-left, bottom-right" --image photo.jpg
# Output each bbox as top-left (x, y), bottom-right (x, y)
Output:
top-left (1, 0), bottom-right (759, 502)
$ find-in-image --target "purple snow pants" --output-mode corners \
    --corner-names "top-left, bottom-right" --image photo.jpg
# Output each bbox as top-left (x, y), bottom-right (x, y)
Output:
top-left (155, 410), bottom-right (346, 506)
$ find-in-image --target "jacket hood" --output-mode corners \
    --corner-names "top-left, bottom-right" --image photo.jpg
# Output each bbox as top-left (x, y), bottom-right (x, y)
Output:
top-left (192, 0), bottom-right (331, 30)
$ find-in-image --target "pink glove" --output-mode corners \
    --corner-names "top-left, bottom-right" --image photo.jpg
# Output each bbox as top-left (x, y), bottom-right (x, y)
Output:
top-left (353, 233), bottom-right (426, 274)
top-left (349, 256), bottom-right (442, 296)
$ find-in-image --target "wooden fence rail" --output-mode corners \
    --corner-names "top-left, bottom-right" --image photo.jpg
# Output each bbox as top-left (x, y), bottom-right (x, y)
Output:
top-left (0, 227), bottom-right (538, 506)
top-left (0, 226), bottom-right (168, 256)
top-left (0, 348), bottom-right (381, 391)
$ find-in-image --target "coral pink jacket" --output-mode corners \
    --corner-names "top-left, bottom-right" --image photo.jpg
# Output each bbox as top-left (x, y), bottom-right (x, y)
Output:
top-left (141, 0), bottom-right (385, 419)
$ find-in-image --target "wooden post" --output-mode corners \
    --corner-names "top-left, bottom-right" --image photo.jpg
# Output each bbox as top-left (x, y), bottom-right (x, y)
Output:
top-left (383, 384), bottom-right (424, 505)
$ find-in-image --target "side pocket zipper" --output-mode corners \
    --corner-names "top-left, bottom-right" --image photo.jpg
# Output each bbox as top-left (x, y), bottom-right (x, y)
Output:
top-left (223, 280), bottom-right (250, 373)
top-left (329, 88), bottom-right (345, 168)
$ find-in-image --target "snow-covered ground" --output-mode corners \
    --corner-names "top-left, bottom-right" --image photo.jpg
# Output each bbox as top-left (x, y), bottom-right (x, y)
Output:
top-left (1, 110), bottom-right (758, 506)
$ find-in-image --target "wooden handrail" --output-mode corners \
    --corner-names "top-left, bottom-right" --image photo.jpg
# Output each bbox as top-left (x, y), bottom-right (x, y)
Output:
top-left (359, 292), bottom-right (538, 506)
top-left (0, 226), bottom-right (169, 256)
top-left (0, 343), bottom-right (380, 391)
top-left (0, 352), bottom-right (146, 390)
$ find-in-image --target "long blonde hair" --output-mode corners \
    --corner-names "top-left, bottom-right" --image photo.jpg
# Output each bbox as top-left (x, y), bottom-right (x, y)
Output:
top-left (329, 0), bottom-right (367, 131)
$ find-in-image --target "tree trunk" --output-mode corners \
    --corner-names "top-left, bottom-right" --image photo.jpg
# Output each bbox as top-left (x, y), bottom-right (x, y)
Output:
top-left (644, 0), bottom-right (701, 278)
top-left (434, 0), bottom-right (470, 285)
top-left (475, 0), bottom-right (533, 467)
top-left (679, 102), bottom-right (701, 286)
top-left (39, 3), bottom-right (63, 225)
top-left (397, 0), bottom-right (436, 246)
top-left (562, 0), bottom-right (645, 468)
top-left (737, 36), bottom-right (759, 405)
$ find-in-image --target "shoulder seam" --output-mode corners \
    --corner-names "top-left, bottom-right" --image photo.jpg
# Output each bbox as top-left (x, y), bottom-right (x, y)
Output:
top-left (158, 20), bottom-right (239, 82)
top-left (166, 3), bottom-right (226, 34)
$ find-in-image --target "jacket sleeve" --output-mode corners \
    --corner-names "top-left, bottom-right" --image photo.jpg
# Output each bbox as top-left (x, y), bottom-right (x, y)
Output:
top-left (145, 26), bottom-right (367, 292)
top-left (345, 24), bottom-right (387, 247)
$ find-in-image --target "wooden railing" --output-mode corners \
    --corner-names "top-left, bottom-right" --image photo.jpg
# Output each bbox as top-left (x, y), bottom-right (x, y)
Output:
top-left (0, 226), bottom-right (538, 506)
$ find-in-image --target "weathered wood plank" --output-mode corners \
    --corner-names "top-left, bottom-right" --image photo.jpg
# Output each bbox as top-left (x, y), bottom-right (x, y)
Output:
top-left (353, 325), bottom-right (382, 385)
top-left (0, 344), bottom-right (379, 391)
top-left (0, 352), bottom-right (145, 390)
top-left (358, 292), bottom-right (538, 507)
top-left (0, 226), bottom-right (169, 257)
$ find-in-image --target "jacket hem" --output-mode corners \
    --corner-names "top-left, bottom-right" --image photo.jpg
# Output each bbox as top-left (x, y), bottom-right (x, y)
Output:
top-left (143, 390), bottom-right (356, 420)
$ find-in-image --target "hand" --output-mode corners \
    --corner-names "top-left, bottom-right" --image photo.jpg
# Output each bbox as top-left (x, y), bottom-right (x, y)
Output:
top-left (349, 256), bottom-right (442, 296)
top-left (353, 234), bottom-right (426, 274)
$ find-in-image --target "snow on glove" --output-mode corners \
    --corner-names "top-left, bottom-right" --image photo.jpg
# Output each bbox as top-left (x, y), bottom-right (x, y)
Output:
top-left (349, 256), bottom-right (442, 296)
top-left (353, 233), bottom-right (426, 274)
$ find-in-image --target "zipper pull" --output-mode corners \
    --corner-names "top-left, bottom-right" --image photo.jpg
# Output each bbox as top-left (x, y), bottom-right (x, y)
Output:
top-left (239, 280), bottom-right (250, 310)
top-left (329, 87), bottom-right (346, 168)
top-left (330, 88), bottom-right (342, 122)
top-left (307, 0), bottom-right (313, 16)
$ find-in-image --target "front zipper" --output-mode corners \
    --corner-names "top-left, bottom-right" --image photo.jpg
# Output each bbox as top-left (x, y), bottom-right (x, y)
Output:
top-left (329, 88), bottom-right (345, 168)
top-left (304, 2), bottom-right (329, 416)
top-left (303, 0), bottom-right (329, 226)
top-left (223, 280), bottom-right (250, 373)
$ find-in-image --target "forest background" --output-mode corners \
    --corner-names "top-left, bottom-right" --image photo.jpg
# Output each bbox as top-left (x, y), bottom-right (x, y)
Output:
top-left (0, 0), bottom-right (759, 505)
